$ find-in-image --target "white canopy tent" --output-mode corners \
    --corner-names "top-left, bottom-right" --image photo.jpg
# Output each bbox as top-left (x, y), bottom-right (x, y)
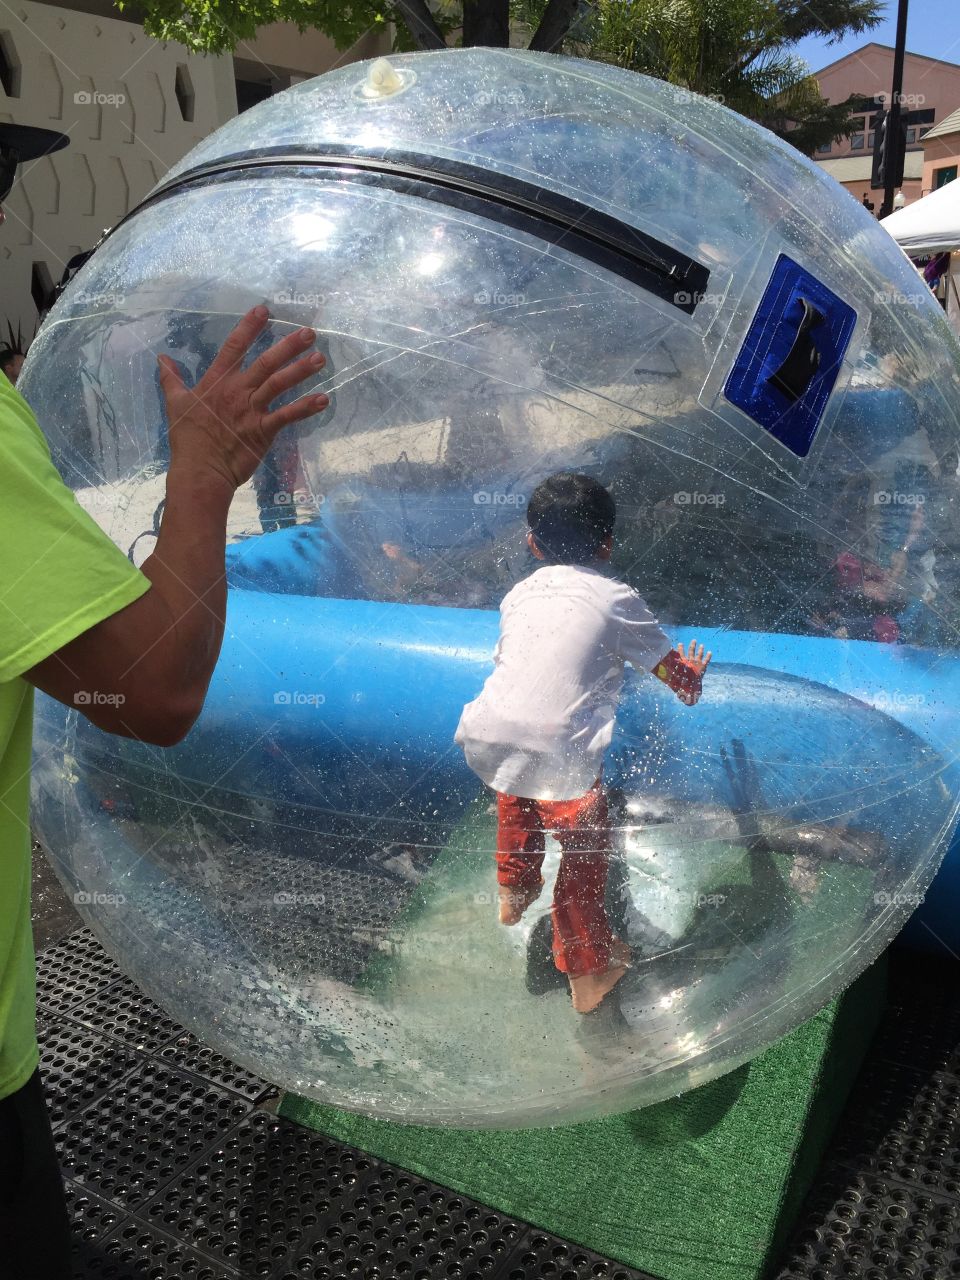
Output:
top-left (881, 178), bottom-right (960, 254)
top-left (881, 179), bottom-right (960, 335)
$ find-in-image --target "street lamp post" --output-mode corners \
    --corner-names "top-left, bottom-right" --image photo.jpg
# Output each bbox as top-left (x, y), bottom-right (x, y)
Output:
top-left (880, 0), bottom-right (910, 219)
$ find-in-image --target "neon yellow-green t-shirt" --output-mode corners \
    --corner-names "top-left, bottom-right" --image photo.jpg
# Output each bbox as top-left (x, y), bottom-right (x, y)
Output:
top-left (0, 374), bottom-right (150, 1100)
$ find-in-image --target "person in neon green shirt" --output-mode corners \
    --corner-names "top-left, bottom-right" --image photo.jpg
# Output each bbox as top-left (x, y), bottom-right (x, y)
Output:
top-left (0, 240), bottom-right (329, 1272)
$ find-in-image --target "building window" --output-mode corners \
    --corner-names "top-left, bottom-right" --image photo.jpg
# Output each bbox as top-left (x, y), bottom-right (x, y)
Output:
top-left (850, 133), bottom-right (865, 150)
top-left (236, 78), bottom-right (271, 113)
top-left (935, 166), bottom-right (958, 189)
top-left (816, 141), bottom-right (832, 154)
top-left (232, 57), bottom-right (293, 114)
top-left (905, 128), bottom-right (916, 144)
top-left (0, 31), bottom-right (20, 98)
top-left (868, 131), bottom-right (875, 148)
top-left (174, 64), bottom-right (195, 123)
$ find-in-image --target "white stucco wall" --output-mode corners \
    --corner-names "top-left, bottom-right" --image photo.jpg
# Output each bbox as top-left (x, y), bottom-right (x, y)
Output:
top-left (0, 1), bottom-right (388, 339)
top-left (0, 0), bottom-right (245, 336)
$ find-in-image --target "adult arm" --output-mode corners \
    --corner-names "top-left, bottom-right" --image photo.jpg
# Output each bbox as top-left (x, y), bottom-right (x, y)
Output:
top-left (24, 307), bottom-right (328, 745)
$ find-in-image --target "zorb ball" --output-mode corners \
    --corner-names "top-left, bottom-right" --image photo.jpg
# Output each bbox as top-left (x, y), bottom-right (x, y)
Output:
top-left (25, 49), bottom-right (960, 1127)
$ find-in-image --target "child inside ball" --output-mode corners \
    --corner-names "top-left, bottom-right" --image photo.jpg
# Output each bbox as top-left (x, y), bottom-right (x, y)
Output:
top-left (456, 472), bottom-right (711, 1013)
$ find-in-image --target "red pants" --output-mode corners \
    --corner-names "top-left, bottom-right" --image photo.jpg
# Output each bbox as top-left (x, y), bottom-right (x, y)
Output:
top-left (496, 780), bottom-right (613, 978)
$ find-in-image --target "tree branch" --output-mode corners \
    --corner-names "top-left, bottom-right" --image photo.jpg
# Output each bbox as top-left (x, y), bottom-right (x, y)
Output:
top-left (394, 0), bottom-right (447, 49)
top-left (528, 0), bottom-right (587, 53)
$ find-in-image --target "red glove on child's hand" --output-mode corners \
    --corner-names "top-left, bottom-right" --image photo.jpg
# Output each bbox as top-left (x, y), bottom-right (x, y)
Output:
top-left (652, 641), bottom-right (712, 705)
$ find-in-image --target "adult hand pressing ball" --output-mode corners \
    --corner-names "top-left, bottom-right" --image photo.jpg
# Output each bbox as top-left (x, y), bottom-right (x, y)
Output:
top-left (27, 308), bottom-right (328, 745)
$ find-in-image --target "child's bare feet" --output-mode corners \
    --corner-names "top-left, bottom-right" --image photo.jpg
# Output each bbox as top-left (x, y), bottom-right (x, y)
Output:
top-left (498, 879), bottom-right (544, 925)
top-left (568, 939), bottom-right (632, 1013)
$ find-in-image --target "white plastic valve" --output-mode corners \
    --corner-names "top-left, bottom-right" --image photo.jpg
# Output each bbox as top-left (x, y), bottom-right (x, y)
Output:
top-left (362, 58), bottom-right (405, 99)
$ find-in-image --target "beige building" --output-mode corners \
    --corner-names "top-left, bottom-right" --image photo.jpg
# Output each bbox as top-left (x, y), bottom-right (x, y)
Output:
top-left (0, 0), bottom-right (387, 337)
top-left (920, 106), bottom-right (960, 195)
top-left (810, 43), bottom-right (960, 208)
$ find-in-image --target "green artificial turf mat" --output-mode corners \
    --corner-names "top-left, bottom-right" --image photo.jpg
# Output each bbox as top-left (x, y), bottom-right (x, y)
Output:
top-left (282, 957), bottom-right (886, 1280)
top-left (282, 793), bottom-right (887, 1280)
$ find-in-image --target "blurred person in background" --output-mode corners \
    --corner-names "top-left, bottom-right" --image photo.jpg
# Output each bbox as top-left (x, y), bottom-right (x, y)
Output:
top-left (0, 344), bottom-right (25, 384)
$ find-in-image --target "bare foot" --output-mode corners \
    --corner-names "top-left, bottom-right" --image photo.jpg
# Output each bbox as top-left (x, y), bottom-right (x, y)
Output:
top-left (498, 879), bottom-right (544, 925)
top-left (381, 542), bottom-right (422, 590)
top-left (788, 854), bottom-right (821, 904)
top-left (568, 939), bottom-right (632, 1013)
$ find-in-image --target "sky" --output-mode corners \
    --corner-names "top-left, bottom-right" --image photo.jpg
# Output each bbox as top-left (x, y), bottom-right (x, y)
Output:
top-left (792, 0), bottom-right (953, 74)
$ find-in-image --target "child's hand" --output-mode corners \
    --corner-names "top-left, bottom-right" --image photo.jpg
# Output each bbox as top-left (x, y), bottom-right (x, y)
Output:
top-left (652, 640), bottom-right (712, 705)
top-left (676, 640), bottom-right (711, 704)
top-left (677, 640), bottom-right (711, 677)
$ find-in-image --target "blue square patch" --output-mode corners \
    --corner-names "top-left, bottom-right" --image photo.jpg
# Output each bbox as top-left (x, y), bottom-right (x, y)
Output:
top-left (723, 255), bottom-right (857, 458)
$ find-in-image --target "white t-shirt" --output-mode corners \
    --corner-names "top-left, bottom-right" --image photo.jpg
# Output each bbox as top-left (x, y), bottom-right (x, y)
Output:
top-left (455, 564), bottom-right (671, 802)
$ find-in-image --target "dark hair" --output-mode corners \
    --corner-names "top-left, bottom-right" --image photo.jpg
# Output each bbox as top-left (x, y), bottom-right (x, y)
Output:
top-left (0, 345), bottom-right (23, 373)
top-left (526, 472), bottom-right (616, 565)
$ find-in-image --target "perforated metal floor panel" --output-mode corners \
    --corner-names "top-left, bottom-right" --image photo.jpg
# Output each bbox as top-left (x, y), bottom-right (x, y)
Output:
top-left (33, 926), bottom-right (960, 1280)
top-left (774, 951), bottom-right (960, 1280)
top-left (36, 928), bottom-right (658, 1280)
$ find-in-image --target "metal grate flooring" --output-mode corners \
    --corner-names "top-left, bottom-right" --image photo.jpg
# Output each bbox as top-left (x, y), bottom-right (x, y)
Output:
top-left (776, 952), bottom-right (960, 1280)
top-left (36, 928), bottom-right (653, 1280)
top-left (30, 928), bottom-right (960, 1280)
